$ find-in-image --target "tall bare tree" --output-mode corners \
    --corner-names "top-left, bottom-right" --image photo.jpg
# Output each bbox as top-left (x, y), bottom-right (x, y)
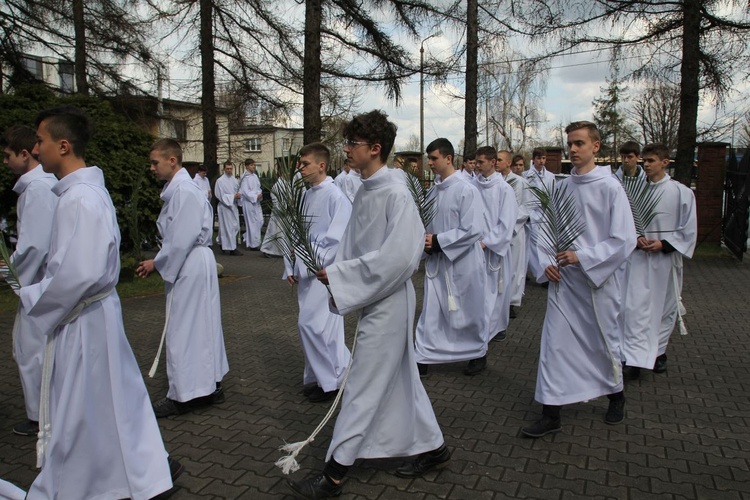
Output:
top-left (629, 83), bottom-right (681, 152)
top-left (511, 0), bottom-right (750, 186)
top-left (1, 0), bottom-right (153, 94)
top-left (464, 0), bottom-right (479, 155)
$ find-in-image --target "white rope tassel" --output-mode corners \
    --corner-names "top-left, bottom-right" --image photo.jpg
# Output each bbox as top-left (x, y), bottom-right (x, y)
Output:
top-left (11, 310), bottom-right (20, 361)
top-left (149, 288), bottom-right (174, 378)
top-left (445, 271), bottom-right (458, 312)
top-left (275, 313), bottom-right (362, 475)
top-left (672, 268), bottom-right (688, 336)
top-left (36, 333), bottom-right (55, 468)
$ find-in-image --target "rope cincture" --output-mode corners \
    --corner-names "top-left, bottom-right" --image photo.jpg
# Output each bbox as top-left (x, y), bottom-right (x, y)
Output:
top-left (149, 288), bottom-right (174, 378)
top-left (275, 312), bottom-right (362, 475)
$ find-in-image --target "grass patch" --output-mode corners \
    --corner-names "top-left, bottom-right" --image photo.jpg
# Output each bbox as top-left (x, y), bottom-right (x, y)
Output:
top-left (693, 242), bottom-right (736, 259)
top-left (0, 273), bottom-right (165, 315)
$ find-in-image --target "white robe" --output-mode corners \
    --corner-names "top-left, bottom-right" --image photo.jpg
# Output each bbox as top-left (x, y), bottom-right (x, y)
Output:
top-left (621, 174), bottom-right (697, 368)
top-left (342, 170), bottom-right (363, 203)
top-left (154, 168), bottom-right (229, 402)
top-left (533, 165), bottom-right (636, 406)
top-left (524, 166), bottom-right (557, 278)
top-left (8, 165), bottom-right (57, 422)
top-left (324, 166), bottom-right (444, 465)
top-left (283, 177), bottom-right (351, 392)
top-left (193, 173), bottom-right (212, 200)
top-left (333, 169), bottom-right (348, 191)
top-left (473, 173), bottom-right (518, 338)
top-left (504, 171), bottom-right (531, 307)
top-left (20, 167), bottom-right (172, 500)
top-left (239, 171), bottom-right (264, 248)
top-left (260, 178), bottom-right (285, 256)
top-left (415, 172), bottom-right (487, 364)
top-left (214, 174), bottom-right (240, 251)
top-left (460, 170), bottom-right (476, 181)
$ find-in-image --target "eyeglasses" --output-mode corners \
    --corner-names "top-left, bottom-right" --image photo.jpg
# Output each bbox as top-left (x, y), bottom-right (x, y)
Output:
top-left (343, 140), bottom-right (372, 148)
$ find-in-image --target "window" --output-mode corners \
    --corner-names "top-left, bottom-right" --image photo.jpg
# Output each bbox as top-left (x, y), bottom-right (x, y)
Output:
top-left (162, 119), bottom-right (187, 142)
top-left (282, 138), bottom-right (291, 152)
top-left (21, 56), bottom-right (43, 80)
top-left (245, 138), bottom-right (261, 152)
top-left (59, 62), bottom-right (74, 92)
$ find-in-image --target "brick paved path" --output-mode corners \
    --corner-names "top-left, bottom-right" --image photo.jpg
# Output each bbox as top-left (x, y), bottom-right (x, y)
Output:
top-left (1, 250), bottom-right (749, 499)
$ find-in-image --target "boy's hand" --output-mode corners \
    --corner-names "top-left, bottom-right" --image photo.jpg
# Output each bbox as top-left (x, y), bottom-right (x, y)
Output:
top-left (545, 265), bottom-right (561, 282)
top-left (556, 251), bottom-right (578, 267)
top-left (316, 268), bottom-right (329, 285)
top-left (424, 233), bottom-right (433, 252)
top-left (136, 259), bottom-right (155, 278)
top-left (642, 239), bottom-right (663, 253)
top-left (287, 275), bottom-right (298, 287)
top-left (636, 236), bottom-right (649, 249)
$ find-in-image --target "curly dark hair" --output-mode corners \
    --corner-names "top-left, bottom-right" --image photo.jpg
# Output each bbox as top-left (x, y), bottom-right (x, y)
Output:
top-left (342, 110), bottom-right (397, 163)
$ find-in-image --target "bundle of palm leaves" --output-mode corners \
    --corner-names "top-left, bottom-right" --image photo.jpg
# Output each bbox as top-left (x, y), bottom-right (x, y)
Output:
top-left (528, 180), bottom-right (586, 275)
top-left (0, 232), bottom-right (21, 290)
top-left (404, 166), bottom-right (437, 229)
top-left (619, 175), bottom-right (662, 238)
top-left (270, 153), bottom-right (330, 293)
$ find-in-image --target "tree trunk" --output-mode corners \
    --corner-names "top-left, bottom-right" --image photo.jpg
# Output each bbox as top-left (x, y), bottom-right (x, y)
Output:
top-left (72, 0), bottom-right (88, 95)
top-left (464, 0), bottom-right (478, 156)
top-left (200, 0), bottom-right (219, 179)
top-left (674, 0), bottom-right (701, 186)
top-left (303, 0), bottom-right (323, 144)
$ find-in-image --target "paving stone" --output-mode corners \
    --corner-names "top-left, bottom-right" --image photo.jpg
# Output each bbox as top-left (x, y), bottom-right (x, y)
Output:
top-left (1, 252), bottom-right (749, 498)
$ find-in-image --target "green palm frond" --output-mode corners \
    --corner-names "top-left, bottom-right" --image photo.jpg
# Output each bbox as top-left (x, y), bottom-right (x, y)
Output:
top-left (404, 166), bottom-right (437, 228)
top-left (619, 175), bottom-right (663, 238)
top-left (0, 232), bottom-right (21, 291)
top-left (528, 179), bottom-right (586, 266)
top-left (506, 177), bottom-right (517, 189)
top-left (270, 151), bottom-right (331, 295)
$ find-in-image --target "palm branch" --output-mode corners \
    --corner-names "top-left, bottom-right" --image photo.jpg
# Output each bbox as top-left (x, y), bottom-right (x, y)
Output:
top-left (528, 179), bottom-right (586, 272)
top-left (270, 152), bottom-right (331, 294)
top-left (619, 175), bottom-right (663, 238)
top-left (0, 231), bottom-right (21, 291)
top-left (404, 166), bottom-right (437, 228)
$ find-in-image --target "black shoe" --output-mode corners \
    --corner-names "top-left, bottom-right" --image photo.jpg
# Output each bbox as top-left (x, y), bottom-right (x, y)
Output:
top-left (210, 386), bottom-right (225, 404)
top-left (509, 306), bottom-right (517, 319)
top-left (302, 384), bottom-right (320, 397)
top-left (463, 355), bottom-right (487, 376)
top-left (308, 387), bottom-right (338, 403)
top-left (248, 247), bottom-right (260, 251)
top-left (521, 416), bottom-right (562, 438)
top-left (605, 398), bottom-right (626, 424)
top-left (229, 250), bottom-right (243, 256)
top-left (168, 456), bottom-right (185, 483)
top-left (653, 354), bottom-right (668, 373)
top-left (152, 398), bottom-right (186, 418)
top-left (12, 419), bottom-right (38, 436)
top-left (287, 473), bottom-right (342, 499)
top-left (622, 365), bottom-right (641, 380)
top-left (395, 444), bottom-right (451, 478)
top-left (417, 363), bottom-right (428, 377)
top-left (491, 331), bottom-right (506, 342)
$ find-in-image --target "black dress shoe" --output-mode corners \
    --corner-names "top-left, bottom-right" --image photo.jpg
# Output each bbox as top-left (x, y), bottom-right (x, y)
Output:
top-left (491, 331), bottom-right (506, 342)
top-left (653, 354), bottom-right (668, 373)
top-left (12, 419), bottom-right (39, 437)
top-left (287, 473), bottom-right (342, 499)
top-left (168, 456), bottom-right (185, 483)
top-left (605, 398), bottom-right (626, 424)
top-left (463, 355), bottom-right (487, 376)
top-left (395, 444), bottom-right (451, 478)
top-left (301, 384), bottom-right (320, 397)
top-left (521, 415), bottom-right (562, 438)
top-left (417, 363), bottom-right (429, 377)
top-left (509, 305), bottom-right (518, 319)
top-left (622, 365), bottom-right (641, 380)
top-left (308, 387), bottom-right (338, 403)
top-left (152, 398), bottom-right (186, 418)
top-left (229, 249), bottom-right (243, 256)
